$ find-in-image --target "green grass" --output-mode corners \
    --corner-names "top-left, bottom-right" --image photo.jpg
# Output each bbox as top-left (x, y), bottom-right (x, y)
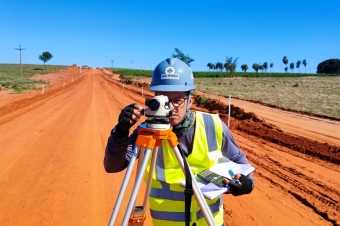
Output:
top-left (113, 68), bottom-right (152, 77)
top-left (195, 76), bottom-right (340, 119)
top-left (0, 64), bottom-right (68, 93)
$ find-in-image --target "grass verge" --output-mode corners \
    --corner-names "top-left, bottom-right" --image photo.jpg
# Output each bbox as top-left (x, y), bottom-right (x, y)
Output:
top-left (0, 64), bottom-right (68, 93)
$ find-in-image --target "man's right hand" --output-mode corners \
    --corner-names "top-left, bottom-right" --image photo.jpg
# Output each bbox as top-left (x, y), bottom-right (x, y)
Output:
top-left (115, 103), bottom-right (144, 136)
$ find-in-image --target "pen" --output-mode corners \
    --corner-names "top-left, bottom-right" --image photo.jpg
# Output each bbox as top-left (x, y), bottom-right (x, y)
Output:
top-left (228, 169), bottom-right (241, 185)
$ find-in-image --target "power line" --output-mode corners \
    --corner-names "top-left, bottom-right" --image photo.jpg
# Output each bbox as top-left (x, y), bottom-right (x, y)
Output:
top-left (15, 44), bottom-right (26, 79)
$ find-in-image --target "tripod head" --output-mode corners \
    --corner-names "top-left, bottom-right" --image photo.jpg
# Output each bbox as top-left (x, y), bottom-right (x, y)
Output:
top-left (144, 95), bottom-right (173, 130)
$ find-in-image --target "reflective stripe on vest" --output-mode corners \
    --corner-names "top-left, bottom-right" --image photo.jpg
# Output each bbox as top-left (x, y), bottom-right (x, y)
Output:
top-left (149, 196), bottom-right (223, 222)
top-left (145, 111), bottom-right (224, 225)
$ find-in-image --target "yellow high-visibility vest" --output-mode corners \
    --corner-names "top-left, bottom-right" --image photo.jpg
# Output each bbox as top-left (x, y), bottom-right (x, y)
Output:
top-left (145, 111), bottom-right (224, 226)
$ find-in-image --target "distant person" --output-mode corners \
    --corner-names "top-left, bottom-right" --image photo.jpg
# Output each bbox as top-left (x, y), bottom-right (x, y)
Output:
top-left (104, 58), bottom-right (254, 226)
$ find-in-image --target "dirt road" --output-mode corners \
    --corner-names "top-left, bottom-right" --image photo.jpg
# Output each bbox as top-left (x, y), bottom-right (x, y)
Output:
top-left (0, 67), bottom-right (339, 226)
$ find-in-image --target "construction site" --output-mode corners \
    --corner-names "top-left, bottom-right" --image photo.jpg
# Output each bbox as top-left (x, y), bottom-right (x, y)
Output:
top-left (0, 65), bottom-right (339, 226)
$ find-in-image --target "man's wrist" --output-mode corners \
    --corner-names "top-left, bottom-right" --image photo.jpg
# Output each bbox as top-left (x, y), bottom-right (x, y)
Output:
top-left (111, 126), bottom-right (129, 138)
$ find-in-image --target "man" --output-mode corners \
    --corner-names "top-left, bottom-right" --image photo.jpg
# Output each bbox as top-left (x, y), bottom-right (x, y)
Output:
top-left (104, 58), bottom-right (254, 226)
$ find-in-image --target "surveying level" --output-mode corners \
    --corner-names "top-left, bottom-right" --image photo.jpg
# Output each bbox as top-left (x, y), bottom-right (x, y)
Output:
top-left (107, 95), bottom-right (217, 226)
top-left (144, 95), bottom-right (173, 130)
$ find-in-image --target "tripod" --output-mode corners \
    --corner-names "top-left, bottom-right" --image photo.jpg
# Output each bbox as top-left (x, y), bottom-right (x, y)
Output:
top-left (108, 123), bottom-right (217, 226)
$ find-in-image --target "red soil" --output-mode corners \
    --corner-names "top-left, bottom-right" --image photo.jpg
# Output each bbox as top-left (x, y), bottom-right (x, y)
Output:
top-left (0, 67), bottom-right (339, 226)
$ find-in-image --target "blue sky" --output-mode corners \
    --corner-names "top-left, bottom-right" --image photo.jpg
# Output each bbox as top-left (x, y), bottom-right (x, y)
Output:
top-left (1, 0), bottom-right (339, 73)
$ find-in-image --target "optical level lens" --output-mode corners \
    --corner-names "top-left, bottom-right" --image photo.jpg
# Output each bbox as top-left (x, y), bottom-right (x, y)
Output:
top-left (148, 99), bottom-right (160, 111)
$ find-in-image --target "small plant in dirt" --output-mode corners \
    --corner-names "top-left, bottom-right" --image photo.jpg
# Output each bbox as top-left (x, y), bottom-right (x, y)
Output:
top-left (120, 78), bottom-right (132, 84)
top-left (141, 82), bottom-right (149, 87)
top-left (198, 95), bottom-right (210, 104)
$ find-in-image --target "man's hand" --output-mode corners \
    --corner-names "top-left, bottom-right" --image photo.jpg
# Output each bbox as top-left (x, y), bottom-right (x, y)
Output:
top-left (223, 174), bottom-right (253, 196)
top-left (115, 103), bottom-right (144, 137)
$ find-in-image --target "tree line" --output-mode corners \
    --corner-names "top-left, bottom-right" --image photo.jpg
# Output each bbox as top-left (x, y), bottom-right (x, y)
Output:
top-left (206, 57), bottom-right (307, 76)
top-left (171, 48), bottom-right (311, 76)
top-left (282, 57), bottom-right (307, 73)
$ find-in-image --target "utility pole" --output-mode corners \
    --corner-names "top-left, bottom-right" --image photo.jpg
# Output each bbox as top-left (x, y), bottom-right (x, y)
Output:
top-left (111, 60), bottom-right (114, 69)
top-left (15, 44), bottom-right (26, 79)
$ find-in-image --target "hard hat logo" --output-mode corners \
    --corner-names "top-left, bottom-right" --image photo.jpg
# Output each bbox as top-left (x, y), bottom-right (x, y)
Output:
top-left (166, 67), bottom-right (175, 74)
top-left (161, 67), bottom-right (180, 80)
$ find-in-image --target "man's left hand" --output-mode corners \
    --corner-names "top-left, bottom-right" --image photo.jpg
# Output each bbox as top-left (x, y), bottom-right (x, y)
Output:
top-left (223, 174), bottom-right (253, 196)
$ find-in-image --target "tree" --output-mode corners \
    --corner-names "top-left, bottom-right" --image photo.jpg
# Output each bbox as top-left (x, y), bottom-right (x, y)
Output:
top-left (39, 51), bottom-right (53, 70)
top-left (296, 60), bottom-right (301, 73)
top-left (290, 63), bottom-right (295, 72)
top-left (302, 59), bottom-right (307, 73)
top-left (215, 62), bottom-right (223, 72)
top-left (263, 62), bottom-right (268, 72)
top-left (317, 59), bottom-right (340, 74)
top-left (212, 63), bottom-right (216, 71)
top-left (270, 63), bottom-right (274, 72)
top-left (223, 61), bottom-right (230, 73)
top-left (259, 64), bottom-right (264, 73)
top-left (284, 67), bottom-right (288, 73)
top-left (282, 56), bottom-right (288, 73)
top-left (172, 48), bottom-right (194, 66)
top-left (224, 56), bottom-right (238, 77)
top-left (228, 62), bottom-right (237, 77)
top-left (241, 64), bottom-right (248, 72)
top-left (252, 63), bottom-right (259, 73)
top-left (207, 63), bottom-right (214, 71)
